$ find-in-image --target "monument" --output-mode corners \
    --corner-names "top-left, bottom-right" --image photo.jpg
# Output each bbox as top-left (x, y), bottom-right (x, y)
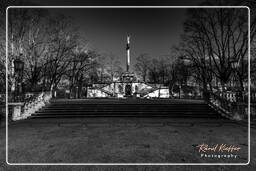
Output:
top-left (122, 35), bottom-right (136, 97)
top-left (87, 36), bottom-right (170, 98)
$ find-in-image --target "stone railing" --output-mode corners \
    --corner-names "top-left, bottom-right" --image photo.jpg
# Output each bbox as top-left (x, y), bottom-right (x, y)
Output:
top-left (9, 91), bottom-right (52, 121)
top-left (142, 87), bottom-right (170, 98)
top-left (206, 91), bottom-right (248, 120)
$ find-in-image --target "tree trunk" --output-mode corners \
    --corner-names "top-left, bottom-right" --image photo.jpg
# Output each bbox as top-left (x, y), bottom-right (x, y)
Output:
top-left (143, 74), bottom-right (146, 82)
top-left (238, 74), bottom-right (244, 102)
top-left (201, 74), bottom-right (209, 101)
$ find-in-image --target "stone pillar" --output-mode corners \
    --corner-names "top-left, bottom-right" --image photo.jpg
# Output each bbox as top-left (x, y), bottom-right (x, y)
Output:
top-left (9, 102), bottom-right (24, 121)
top-left (76, 86), bottom-right (79, 99)
top-left (113, 82), bottom-right (116, 97)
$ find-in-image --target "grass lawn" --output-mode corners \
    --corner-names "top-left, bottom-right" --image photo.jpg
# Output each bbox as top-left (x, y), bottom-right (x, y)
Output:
top-left (0, 117), bottom-right (255, 171)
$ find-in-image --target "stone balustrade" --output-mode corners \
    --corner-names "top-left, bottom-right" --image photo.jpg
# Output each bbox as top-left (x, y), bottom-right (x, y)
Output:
top-left (9, 91), bottom-right (52, 121)
top-left (8, 102), bottom-right (24, 121)
top-left (207, 91), bottom-right (249, 120)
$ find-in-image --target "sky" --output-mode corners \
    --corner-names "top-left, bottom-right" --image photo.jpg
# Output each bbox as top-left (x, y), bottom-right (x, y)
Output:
top-left (48, 8), bottom-right (188, 70)
top-left (7, 0), bottom-right (203, 70)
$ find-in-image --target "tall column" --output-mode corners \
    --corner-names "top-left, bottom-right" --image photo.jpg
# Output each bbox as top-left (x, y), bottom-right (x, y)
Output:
top-left (126, 35), bottom-right (130, 72)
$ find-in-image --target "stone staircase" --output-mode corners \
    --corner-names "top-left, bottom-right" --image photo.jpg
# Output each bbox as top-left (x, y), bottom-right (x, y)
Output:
top-left (28, 99), bottom-right (223, 119)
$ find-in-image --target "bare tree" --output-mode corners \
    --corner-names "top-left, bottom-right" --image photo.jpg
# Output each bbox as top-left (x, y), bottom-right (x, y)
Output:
top-left (135, 53), bottom-right (151, 82)
top-left (7, 8), bottom-right (50, 97)
top-left (67, 47), bottom-right (99, 98)
top-left (21, 10), bottom-right (48, 91)
top-left (5, 7), bottom-right (114, 99)
top-left (148, 58), bottom-right (160, 83)
top-left (43, 15), bottom-right (79, 92)
top-left (183, 7), bottom-right (249, 93)
top-left (96, 55), bottom-right (107, 83)
top-left (177, 34), bottom-right (213, 95)
top-left (0, 6), bottom-right (5, 92)
top-left (105, 53), bottom-right (123, 82)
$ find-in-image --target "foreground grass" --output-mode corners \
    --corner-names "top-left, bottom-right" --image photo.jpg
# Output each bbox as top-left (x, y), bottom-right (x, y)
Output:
top-left (0, 117), bottom-right (255, 170)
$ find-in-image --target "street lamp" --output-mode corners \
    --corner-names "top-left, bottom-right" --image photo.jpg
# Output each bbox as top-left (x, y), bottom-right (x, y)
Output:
top-left (14, 58), bottom-right (24, 102)
top-left (230, 60), bottom-right (243, 101)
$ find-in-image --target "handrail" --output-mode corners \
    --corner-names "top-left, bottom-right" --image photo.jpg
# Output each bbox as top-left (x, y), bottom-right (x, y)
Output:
top-left (90, 87), bottom-right (114, 97)
top-left (92, 84), bottom-right (114, 96)
top-left (98, 88), bottom-right (114, 97)
top-left (22, 91), bottom-right (52, 119)
top-left (141, 87), bottom-right (161, 97)
top-left (93, 83), bottom-right (111, 90)
top-left (206, 91), bottom-right (247, 120)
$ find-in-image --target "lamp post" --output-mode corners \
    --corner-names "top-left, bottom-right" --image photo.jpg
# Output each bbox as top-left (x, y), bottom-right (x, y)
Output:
top-left (14, 57), bottom-right (24, 102)
top-left (231, 60), bottom-right (239, 87)
top-left (230, 60), bottom-right (241, 102)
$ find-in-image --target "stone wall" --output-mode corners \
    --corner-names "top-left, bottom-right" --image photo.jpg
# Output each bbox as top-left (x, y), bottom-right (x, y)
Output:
top-left (88, 82), bottom-right (170, 98)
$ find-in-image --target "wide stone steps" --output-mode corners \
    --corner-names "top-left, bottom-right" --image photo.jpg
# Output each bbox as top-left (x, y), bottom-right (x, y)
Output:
top-left (30, 115), bottom-right (219, 118)
top-left (28, 99), bottom-right (223, 119)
